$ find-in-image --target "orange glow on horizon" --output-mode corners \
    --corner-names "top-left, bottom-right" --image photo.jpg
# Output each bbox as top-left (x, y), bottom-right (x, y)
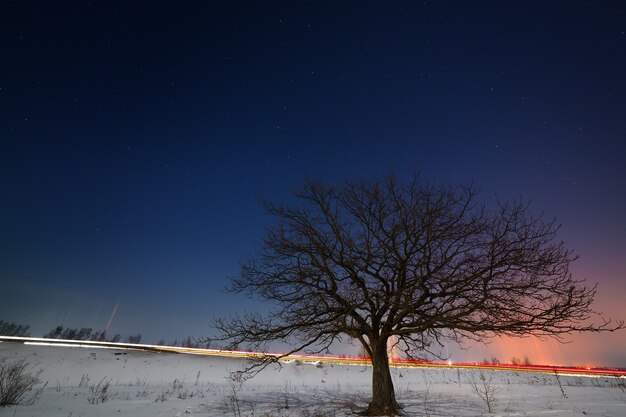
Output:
top-left (469, 335), bottom-right (605, 368)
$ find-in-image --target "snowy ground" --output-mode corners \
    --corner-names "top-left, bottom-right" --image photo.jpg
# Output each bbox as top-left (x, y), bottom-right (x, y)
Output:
top-left (1, 342), bottom-right (625, 416)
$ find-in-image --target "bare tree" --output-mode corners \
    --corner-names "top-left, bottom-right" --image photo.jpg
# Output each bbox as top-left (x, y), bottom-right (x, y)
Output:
top-left (214, 176), bottom-right (622, 415)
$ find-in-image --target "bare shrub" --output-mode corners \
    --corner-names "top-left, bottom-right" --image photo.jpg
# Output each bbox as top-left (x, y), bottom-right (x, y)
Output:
top-left (87, 377), bottom-right (111, 404)
top-left (553, 371), bottom-right (567, 398)
top-left (226, 372), bottom-right (244, 417)
top-left (154, 390), bottom-right (167, 402)
top-left (422, 373), bottom-right (434, 416)
top-left (469, 371), bottom-right (498, 413)
top-left (0, 359), bottom-right (47, 406)
top-left (171, 378), bottom-right (184, 391)
top-left (222, 371), bottom-right (258, 417)
top-left (78, 373), bottom-right (90, 387)
top-left (134, 376), bottom-right (147, 387)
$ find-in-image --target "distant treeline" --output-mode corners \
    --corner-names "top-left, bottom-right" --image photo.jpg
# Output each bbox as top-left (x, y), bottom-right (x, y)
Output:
top-left (0, 320), bottom-right (30, 337)
top-left (43, 325), bottom-right (141, 344)
top-left (0, 320), bottom-right (212, 349)
top-left (155, 337), bottom-right (212, 349)
top-left (479, 356), bottom-right (534, 366)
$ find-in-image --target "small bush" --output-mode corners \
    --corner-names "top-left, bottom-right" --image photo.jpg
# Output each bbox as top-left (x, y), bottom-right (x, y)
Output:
top-left (78, 373), bottom-right (90, 387)
top-left (0, 359), bottom-right (47, 406)
top-left (469, 371), bottom-right (498, 413)
top-left (87, 377), bottom-right (111, 404)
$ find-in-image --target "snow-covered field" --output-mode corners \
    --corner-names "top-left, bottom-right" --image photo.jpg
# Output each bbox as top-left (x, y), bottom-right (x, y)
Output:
top-left (1, 342), bottom-right (625, 416)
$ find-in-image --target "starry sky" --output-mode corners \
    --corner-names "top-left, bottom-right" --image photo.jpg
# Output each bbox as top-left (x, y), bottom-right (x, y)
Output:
top-left (1, 2), bottom-right (625, 366)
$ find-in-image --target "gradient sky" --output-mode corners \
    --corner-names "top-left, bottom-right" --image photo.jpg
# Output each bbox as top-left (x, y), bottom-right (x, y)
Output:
top-left (1, 2), bottom-right (625, 366)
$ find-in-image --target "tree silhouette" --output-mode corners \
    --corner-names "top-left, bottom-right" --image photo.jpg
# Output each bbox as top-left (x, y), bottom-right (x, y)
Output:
top-left (0, 320), bottom-right (30, 337)
top-left (215, 176), bottom-right (622, 415)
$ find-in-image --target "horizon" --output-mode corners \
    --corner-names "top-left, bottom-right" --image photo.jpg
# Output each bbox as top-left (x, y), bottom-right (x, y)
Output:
top-left (2, 320), bottom-right (623, 370)
top-left (3, 334), bottom-right (626, 373)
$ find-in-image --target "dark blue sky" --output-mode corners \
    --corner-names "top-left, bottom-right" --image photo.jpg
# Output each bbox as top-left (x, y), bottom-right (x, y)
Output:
top-left (1, 1), bottom-right (625, 364)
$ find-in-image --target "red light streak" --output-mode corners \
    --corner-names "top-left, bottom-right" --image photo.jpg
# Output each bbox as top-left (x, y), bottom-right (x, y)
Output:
top-left (3, 336), bottom-right (625, 378)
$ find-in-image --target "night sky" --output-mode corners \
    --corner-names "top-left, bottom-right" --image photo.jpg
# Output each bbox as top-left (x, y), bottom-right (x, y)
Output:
top-left (1, 2), bottom-right (625, 366)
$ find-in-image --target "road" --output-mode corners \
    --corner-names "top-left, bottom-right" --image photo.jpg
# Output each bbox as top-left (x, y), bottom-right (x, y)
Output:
top-left (2, 335), bottom-right (624, 378)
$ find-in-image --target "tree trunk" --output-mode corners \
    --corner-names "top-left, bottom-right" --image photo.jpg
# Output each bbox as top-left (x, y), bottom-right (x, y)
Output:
top-left (365, 340), bottom-right (400, 415)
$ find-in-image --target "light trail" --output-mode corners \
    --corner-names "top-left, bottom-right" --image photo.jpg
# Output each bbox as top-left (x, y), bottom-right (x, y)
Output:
top-left (2, 336), bottom-right (625, 378)
top-left (105, 303), bottom-right (119, 331)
